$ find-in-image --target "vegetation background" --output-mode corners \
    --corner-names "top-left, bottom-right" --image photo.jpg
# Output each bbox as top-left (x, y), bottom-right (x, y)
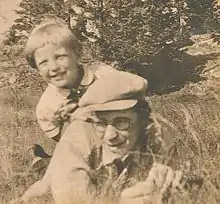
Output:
top-left (0, 0), bottom-right (220, 203)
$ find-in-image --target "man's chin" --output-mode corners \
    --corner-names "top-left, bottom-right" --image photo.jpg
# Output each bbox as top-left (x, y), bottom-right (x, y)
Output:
top-left (106, 140), bottom-right (127, 147)
top-left (104, 143), bottom-right (128, 154)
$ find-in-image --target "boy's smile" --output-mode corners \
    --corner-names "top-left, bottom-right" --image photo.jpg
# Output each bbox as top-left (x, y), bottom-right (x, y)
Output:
top-left (34, 44), bottom-right (82, 89)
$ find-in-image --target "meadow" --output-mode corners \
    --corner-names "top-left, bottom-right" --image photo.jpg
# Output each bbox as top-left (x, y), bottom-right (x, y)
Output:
top-left (0, 35), bottom-right (220, 203)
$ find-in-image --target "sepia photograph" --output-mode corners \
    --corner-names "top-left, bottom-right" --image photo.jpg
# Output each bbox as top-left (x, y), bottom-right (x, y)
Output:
top-left (0, 0), bottom-right (220, 203)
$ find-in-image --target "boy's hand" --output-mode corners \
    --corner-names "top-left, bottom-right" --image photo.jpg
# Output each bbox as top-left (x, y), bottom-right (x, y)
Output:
top-left (120, 163), bottom-right (186, 204)
top-left (70, 107), bottom-right (100, 123)
top-left (56, 102), bottom-right (78, 120)
top-left (52, 101), bottom-right (78, 125)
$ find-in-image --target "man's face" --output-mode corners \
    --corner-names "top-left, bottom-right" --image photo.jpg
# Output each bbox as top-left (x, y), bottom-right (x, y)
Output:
top-left (93, 108), bottom-right (143, 152)
top-left (34, 43), bottom-right (81, 89)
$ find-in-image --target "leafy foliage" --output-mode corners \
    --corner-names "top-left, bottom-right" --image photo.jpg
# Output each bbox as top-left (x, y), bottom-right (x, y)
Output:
top-left (2, 0), bottom-right (219, 93)
top-left (4, 0), bottom-right (219, 63)
top-left (186, 0), bottom-right (220, 33)
top-left (72, 0), bottom-right (192, 66)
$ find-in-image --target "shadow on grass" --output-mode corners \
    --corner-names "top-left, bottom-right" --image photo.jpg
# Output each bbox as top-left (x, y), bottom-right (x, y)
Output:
top-left (125, 50), bottom-right (220, 95)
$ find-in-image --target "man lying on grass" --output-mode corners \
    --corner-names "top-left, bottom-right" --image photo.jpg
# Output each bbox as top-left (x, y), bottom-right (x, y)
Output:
top-left (12, 74), bottom-right (188, 204)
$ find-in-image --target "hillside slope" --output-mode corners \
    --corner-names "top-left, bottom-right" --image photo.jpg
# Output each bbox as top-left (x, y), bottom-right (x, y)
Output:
top-left (0, 34), bottom-right (220, 203)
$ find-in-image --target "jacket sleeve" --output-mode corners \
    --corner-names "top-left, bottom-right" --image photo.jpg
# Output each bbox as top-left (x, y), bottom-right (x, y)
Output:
top-left (36, 99), bottom-right (62, 140)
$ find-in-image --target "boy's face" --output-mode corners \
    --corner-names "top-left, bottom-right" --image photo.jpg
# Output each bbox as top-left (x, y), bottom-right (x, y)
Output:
top-left (93, 108), bottom-right (144, 152)
top-left (34, 43), bottom-right (81, 89)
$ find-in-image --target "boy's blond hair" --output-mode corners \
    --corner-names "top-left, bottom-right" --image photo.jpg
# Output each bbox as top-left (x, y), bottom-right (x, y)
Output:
top-left (24, 17), bottom-right (82, 68)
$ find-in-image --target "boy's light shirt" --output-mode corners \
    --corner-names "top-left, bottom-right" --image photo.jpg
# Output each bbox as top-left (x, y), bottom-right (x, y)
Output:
top-left (36, 62), bottom-right (118, 139)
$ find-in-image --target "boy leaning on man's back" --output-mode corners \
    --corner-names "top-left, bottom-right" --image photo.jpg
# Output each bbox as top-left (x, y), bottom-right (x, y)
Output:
top-left (24, 17), bottom-right (148, 143)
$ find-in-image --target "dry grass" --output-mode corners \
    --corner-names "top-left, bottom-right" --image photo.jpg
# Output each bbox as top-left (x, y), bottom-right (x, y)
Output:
top-left (1, 38), bottom-right (220, 203)
top-left (150, 79), bottom-right (220, 204)
top-left (0, 57), bottom-right (54, 203)
top-left (1, 79), bottom-right (220, 204)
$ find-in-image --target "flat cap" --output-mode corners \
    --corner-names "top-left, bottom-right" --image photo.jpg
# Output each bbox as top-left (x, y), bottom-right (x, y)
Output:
top-left (78, 71), bottom-right (148, 111)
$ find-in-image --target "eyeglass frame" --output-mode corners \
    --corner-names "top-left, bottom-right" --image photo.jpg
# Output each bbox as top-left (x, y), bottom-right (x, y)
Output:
top-left (92, 116), bottom-right (135, 132)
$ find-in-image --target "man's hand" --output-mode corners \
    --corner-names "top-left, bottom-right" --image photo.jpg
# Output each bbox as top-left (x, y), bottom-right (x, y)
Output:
top-left (146, 162), bottom-right (185, 194)
top-left (120, 163), bottom-right (186, 204)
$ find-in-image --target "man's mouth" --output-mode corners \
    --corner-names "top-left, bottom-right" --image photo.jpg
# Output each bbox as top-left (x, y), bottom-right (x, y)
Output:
top-left (105, 139), bottom-right (127, 147)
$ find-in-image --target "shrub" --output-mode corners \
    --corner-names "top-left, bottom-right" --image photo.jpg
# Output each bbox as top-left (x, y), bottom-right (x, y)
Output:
top-left (3, 0), bottom-right (219, 93)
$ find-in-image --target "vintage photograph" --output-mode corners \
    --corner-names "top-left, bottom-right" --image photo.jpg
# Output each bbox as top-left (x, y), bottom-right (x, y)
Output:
top-left (0, 0), bottom-right (220, 203)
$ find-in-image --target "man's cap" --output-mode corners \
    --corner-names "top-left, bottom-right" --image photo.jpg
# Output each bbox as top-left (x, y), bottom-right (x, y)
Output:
top-left (78, 71), bottom-right (148, 111)
top-left (81, 99), bottom-right (138, 112)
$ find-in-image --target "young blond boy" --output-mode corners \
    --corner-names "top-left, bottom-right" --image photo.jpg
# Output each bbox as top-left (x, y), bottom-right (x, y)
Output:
top-left (25, 17), bottom-right (121, 142)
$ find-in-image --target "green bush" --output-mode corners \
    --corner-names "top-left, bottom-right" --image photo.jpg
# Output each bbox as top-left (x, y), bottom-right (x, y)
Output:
top-left (5, 0), bottom-right (219, 62)
top-left (186, 0), bottom-right (220, 33)
top-left (73, 0), bottom-right (191, 66)
top-left (3, 0), bottom-right (219, 93)
top-left (5, 0), bottom-right (219, 60)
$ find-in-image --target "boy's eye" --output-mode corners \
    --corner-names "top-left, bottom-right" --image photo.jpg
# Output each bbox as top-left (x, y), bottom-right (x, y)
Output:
top-left (38, 59), bottom-right (48, 67)
top-left (56, 54), bottom-right (68, 60)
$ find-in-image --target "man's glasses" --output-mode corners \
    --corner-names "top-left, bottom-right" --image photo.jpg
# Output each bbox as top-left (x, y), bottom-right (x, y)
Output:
top-left (92, 117), bottom-right (133, 132)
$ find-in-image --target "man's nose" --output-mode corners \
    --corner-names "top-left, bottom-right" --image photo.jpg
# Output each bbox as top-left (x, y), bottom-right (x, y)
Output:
top-left (104, 125), bottom-right (118, 142)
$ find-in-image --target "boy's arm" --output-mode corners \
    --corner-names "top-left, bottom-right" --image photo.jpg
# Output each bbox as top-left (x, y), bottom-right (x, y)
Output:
top-left (36, 105), bottom-right (62, 141)
top-left (36, 99), bottom-right (78, 142)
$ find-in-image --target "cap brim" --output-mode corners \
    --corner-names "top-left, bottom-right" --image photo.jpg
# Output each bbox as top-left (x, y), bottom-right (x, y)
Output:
top-left (87, 99), bottom-right (138, 112)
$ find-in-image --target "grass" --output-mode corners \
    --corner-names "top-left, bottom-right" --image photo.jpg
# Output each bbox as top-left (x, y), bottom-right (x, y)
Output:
top-left (150, 79), bottom-right (220, 203)
top-left (1, 38), bottom-right (220, 203)
top-left (0, 56), bottom-right (54, 203)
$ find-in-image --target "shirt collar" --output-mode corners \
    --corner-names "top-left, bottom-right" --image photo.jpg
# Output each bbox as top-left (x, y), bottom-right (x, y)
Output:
top-left (80, 64), bottom-right (95, 86)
